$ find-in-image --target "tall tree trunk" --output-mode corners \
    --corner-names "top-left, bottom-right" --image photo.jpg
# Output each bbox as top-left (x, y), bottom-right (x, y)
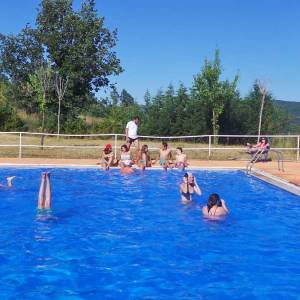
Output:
top-left (257, 93), bottom-right (266, 142)
top-left (40, 110), bottom-right (45, 148)
top-left (212, 110), bottom-right (219, 144)
top-left (57, 96), bottom-right (61, 139)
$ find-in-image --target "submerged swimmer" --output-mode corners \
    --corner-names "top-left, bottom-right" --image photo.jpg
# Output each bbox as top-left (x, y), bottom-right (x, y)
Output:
top-left (179, 172), bottom-right (202, 204)
top-left (37, 173), bottom-right (52, 209)
top-left (0, 176), bottom-right (16, 188)
top-left (202, 193), bottom-right (229, 218)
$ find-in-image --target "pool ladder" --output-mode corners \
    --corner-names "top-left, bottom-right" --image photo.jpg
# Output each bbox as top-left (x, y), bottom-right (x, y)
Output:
top-left (246, 149), bottom-right (284, 174)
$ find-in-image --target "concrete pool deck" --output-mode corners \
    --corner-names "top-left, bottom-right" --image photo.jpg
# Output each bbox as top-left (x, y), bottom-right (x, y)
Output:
top-left (0, 158), bottom-right (299, 186)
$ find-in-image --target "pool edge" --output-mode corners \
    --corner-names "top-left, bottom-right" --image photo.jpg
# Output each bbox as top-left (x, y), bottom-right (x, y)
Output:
top-left (251, 168), bottom-right (300, 196)
top-left (1, 163), bottom-right (299, 196)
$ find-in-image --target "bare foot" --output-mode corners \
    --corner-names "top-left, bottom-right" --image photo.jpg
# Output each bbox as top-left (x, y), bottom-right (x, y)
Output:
top-left (6, 176), bottom-right (16, 187)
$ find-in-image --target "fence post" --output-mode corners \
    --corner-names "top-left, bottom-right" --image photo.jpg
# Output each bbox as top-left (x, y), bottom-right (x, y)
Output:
top-left (18, 132), bottom-right (22, 159)
top-left (208, 135), bottom-right (211, 159)
top-left (114, 134), bottom-right (118, 159)
top-left (297, 136), bottom-right (300, 161)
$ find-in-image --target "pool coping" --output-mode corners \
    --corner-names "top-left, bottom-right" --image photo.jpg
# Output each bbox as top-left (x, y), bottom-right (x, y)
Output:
top-left (251, 168), bottom-right (300, 196)
top-left (0, 163), bottom-right (299, 196)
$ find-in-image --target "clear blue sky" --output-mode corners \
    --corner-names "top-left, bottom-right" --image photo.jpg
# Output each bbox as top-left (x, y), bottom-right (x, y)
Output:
top-left (0, 0), bottom-right (299, 102)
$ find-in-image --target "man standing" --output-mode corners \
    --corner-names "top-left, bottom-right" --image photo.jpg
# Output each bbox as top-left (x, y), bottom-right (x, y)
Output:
top-left (125, 116), bottom-right (140, 150)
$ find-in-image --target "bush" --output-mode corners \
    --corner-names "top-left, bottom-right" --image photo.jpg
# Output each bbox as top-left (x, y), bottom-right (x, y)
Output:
top-left (0, 100), bottom-right (24, 131)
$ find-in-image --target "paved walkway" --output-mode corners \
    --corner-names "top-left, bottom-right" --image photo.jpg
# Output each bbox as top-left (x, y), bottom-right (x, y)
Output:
top-left (0, 158), bottom-right (299, 186)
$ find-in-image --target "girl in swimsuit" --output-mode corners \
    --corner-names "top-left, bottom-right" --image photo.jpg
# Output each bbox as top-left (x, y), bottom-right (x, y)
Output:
top-left (138, 144), bottom-right (153, 171)
top-left (179, 172), bottom-right (202, 204)
top-left (119, 144), bottom-right (133, 174)
top-left (247, 137), bottom-right (270, 156)
top-left (175, 147), bottom-right (188, 170)
top-left (101, 144), bottom-right (115, 170)
top-left (202, 193), bottom-right (229, 218)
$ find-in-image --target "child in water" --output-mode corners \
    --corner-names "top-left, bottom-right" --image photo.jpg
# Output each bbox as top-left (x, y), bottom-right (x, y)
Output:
top-left (0, 176), bottom-right (16, 188)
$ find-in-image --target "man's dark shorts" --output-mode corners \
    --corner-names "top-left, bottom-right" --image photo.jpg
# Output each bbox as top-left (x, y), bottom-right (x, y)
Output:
top-left (128, 137), bottom-right (139, 144)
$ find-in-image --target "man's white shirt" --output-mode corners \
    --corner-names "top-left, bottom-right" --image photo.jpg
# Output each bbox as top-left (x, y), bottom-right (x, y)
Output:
top-left (126, 121), bottom-right (138, 139)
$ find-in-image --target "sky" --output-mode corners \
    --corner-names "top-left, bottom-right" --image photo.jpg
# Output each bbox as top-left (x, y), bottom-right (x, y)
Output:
top-left (0, 0), bottom-right (299, 102)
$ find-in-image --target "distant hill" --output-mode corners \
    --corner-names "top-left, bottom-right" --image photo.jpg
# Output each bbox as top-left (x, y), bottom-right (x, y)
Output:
top-left (274, 100), bottom-right (300, 126)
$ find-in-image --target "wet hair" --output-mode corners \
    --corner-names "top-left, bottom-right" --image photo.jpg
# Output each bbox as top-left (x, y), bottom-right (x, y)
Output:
top-left (176, 147), bottom-right (183, 153)
top-left (207, 193), bottom-right (222, 213)
top-left (141, 144), bottom-right (148, 153)
top-left (162, 142), bottom-right (168, 148)
top-left (121, 144), bottom-right (128, 151)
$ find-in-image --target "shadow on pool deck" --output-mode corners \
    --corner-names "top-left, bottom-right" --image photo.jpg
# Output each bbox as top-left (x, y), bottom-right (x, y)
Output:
top-left (0, 158), bottom-right (299, 187)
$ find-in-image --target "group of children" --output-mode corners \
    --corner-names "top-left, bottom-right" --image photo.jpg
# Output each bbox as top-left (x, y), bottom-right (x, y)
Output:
top-left (100, 141), bottom-right (229, 218)
top-left (100, 142), bottom-right (188, 173)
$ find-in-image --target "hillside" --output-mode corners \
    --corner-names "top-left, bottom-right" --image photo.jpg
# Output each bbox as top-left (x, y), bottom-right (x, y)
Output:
top-left (274, 100), bottom-right (300, 126)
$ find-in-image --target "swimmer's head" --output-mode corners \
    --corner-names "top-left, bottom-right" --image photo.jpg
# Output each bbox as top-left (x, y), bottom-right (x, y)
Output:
top-left (187, 172), bottom-right (194, 184)
top-left (207, 193), bottom-right (222, 212)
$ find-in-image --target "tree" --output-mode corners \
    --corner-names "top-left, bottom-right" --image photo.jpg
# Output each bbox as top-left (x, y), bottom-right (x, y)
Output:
top-left (192, 49), bottom-right (238, 143)
top-left (0, 0), bottom-right (123, 123)
top-left (242, 82), bottom-right (291, 135)
top-left (257, 80), bottom-right (267, 141)
top-left (0, 79), bottom-right (23, 130)
top-left (36, 0), bottom-right (123, 110)
top-left (55, 73), bottom-right (68, 136)
top-left (120, 89), bottom-right (134, 106)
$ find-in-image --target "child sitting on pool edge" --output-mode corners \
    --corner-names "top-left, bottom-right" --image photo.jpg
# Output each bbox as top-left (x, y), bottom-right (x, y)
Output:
top-left (101, 144), bottom-right (116, 170)
top-left (157, 142), bottom-right (172, 170)
top-left (174, 147), bottom-right (188, 170)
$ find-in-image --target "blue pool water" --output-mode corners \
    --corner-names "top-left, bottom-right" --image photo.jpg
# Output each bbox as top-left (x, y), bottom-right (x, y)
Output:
top-left (0, 167), bottom-right (299, 299)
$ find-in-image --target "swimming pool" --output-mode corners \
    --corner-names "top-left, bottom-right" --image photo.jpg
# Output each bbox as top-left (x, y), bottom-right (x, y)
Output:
top-left (0, 167), bottom-right (299, 299)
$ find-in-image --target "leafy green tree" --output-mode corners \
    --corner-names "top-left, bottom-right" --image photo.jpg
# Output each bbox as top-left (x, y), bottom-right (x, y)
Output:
top-left (192, 49), bottom-right (238, 143)
top-left (242, 82), bottom-right (291, 134)
top-left (120, 89), bottom-right (134, 106)
top-left (0, 79), bottom-right (23, 130)
top-left (36, 0), bottom-right (123, 110)
top-left (0, 0), bottom-right (123, 123)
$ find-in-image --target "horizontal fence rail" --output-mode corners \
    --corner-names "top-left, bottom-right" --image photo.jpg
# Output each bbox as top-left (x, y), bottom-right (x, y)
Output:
top-left (0, 132), bottom-right (299, 161)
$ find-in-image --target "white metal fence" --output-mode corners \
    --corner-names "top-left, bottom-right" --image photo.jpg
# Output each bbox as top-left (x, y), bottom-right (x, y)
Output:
top-left (0, 132), bottom-right (299, 160)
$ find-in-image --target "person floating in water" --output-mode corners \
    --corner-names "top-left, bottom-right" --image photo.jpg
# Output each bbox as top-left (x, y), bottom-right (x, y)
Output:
top-left (158, 142), bottom-right (172, 170)
top-left (0, 176), bottom-right (16, 188)
top-left (179, 172), bottom-right (202, 204)
top-left (38, 173), bottom-right (52, 209)
top-left (174, 147), bottom-right (188, 170)
top-left (202, 193), bottom-right (229, 218)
